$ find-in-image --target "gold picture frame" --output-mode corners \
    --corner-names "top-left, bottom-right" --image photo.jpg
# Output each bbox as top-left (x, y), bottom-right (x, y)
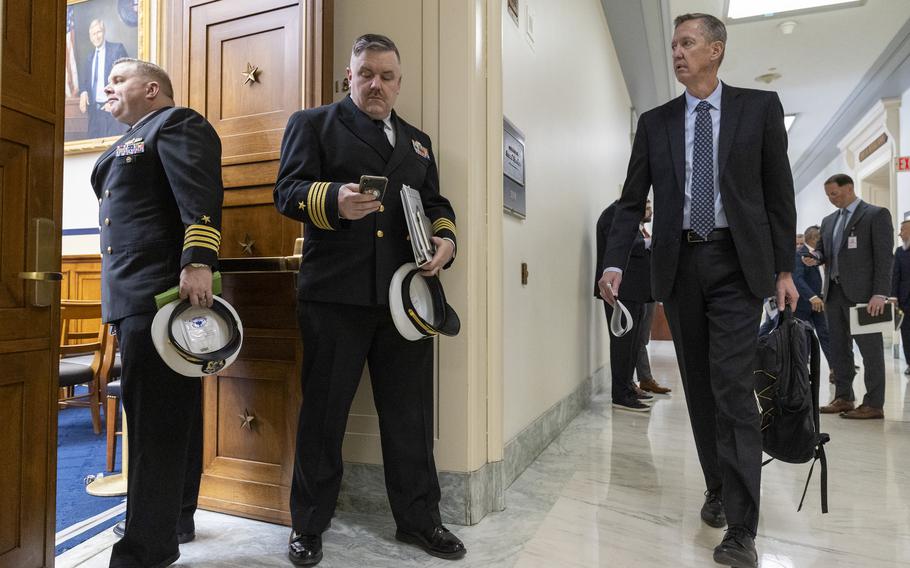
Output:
top-left (64, 0), bottom-right (152, 154)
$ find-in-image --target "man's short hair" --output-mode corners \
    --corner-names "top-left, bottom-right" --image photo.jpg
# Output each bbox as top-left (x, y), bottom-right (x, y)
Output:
top-left (351, 34), bottom-right (400, 62)
top-left (804, 225), bottom-right (821, 240)
top-left (674, 13), bottom-right (727, 64)
top-left (113, 58), bottom-right (174, 99)
top-left (901, 219), bottom-right (910, 227)
top-left (824, 173), bottom-right (854, 187)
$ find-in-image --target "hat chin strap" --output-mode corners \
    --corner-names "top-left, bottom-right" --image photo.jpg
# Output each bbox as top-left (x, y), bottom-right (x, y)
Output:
top-left (167, 300), bottom-right (242, 370)
top-left (401, 270), bottom-right (446, 337)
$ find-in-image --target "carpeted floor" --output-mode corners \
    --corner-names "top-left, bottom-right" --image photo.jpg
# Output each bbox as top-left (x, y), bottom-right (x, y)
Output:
top-left (56, 391), bottom-right (124, 555)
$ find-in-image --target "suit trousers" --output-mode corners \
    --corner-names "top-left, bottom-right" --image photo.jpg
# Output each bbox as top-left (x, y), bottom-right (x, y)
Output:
top-left (109, 313), bottom-right (202, 568)
top-left (635, 302), bottom-right (656, 381)
top-left (900, 306), bottom-right (910, 366)
top-left (825, 282), bottom-right (885, 408)
top-left (662, 238), bottom-right (762, 535)
top-left (604, 300), bottom-right (645, 403)
top-left (291, 301), bottom-right (442, 535)
top-left (794, 307), bottom-right (833, 368)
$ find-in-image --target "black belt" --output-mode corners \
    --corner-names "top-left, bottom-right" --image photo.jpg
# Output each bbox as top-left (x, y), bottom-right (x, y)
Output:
top-left (681, 228), bottom-right (731, 244)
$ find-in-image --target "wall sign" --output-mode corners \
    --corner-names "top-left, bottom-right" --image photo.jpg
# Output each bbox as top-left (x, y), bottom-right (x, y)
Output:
top-left (896, 156), bottom-right (910, 172)
top-left (859, 133), bottom-right (888, 162)
top-left (503, 119), bottom-right (526, 218)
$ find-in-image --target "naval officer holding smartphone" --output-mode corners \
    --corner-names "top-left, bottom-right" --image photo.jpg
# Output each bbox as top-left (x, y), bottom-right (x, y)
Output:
top-left (273, 34), bottom-right (463, 566)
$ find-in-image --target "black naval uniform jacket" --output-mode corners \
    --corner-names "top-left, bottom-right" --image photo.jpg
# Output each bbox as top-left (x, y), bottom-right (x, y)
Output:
top-left (91, 107), bottom-right (224, 323)
top-left (274, 96), bottom-right (457, 306)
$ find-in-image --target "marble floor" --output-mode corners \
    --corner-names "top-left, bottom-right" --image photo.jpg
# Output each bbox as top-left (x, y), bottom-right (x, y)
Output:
top-left (58, 341), bottom-right (910, 567)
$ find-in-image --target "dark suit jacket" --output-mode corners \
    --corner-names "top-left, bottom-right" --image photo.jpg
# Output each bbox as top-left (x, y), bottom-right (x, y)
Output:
top-left (91, 107), bottom-right (224, 323)
top-left (793, 244), bottom-right (823, 315)
top-left (603, 84), bottom-right (795, 301)
top-left (274, 96), bottom-right (457, 306)
top-left (595, 202), bottom-right (651, 303)
top-left (80, 41), bottom-right (128, 96)
top-left (815, 200), bottom-right (893, 304)
top-left (892, 245), bottom-right (910, 309)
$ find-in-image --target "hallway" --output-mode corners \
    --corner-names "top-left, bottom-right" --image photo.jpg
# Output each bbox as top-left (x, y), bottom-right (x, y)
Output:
top-left (58, 341), bottom-right (910, 567)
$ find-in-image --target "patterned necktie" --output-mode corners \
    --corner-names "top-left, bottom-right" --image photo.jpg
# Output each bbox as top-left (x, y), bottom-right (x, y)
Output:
top-left (830, 208), bottom-right (848, 278)
top-left (690, 100), bottom-right (714, 238)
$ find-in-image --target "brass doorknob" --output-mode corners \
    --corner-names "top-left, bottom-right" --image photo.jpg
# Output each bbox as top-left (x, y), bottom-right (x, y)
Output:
top-left (18, 271), bottom-right (63, 281)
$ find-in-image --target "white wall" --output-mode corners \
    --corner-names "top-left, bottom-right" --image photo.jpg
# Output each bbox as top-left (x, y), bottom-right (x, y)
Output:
top-left (502, 0), bottom-right (631, 441)
top-left (62, 152), bottom-right (104, 255)
top-left (899, 86), bottom-right (910, 221)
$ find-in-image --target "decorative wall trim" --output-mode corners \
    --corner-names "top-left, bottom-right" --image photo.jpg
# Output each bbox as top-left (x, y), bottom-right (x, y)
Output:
top-left (335, 366), bottom-right (607, 525)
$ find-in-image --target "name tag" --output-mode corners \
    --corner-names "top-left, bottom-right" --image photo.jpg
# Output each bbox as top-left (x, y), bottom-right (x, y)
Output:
top-left (847, 235), bottom-right (857, 249)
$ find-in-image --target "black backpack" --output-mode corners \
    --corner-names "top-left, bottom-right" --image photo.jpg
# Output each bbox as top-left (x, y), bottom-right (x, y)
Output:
top-left (754, 306), bottom-right (830, 513)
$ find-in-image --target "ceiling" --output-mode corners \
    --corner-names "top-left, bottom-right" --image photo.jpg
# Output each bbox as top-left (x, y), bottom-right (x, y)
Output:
top-left (602, 0), bottom-right (910, 190)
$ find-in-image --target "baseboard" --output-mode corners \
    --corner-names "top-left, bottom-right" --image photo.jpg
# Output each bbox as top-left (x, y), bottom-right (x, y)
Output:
top-left (336, 366), bottom-right (606, 525)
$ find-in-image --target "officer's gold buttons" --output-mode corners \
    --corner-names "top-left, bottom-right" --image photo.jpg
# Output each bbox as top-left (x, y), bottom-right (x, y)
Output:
top-left (106, 246), bottom-right (112, 254)
top-left (104, 218), bottom-right (111, 226)
top-left (379, 205), bottom-right (385, 213)
top-left (125, 156), bottom-right (133, 163)
top-left (376, 230), bottom-right (384, 238)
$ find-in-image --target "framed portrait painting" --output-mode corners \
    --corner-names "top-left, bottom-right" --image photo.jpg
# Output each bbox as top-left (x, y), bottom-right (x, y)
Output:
top-left (64, 0), bottom-right (151, 154)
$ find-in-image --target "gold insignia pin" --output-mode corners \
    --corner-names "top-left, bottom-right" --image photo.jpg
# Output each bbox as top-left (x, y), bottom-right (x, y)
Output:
top-left (200, 215), bottom-right (212, 224)
top-left (298, 201), bottom-right (306, 210)
top-left (242, 62), bottom-right (260, 86)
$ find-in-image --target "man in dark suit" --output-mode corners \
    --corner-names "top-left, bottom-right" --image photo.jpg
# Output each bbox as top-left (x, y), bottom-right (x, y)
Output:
top-left (79, 19), bottom-right (129, 138)
top-left (892, 220), bottom-right (910, 375)
top-left (92, 59), bottom-right (223, 568)
top-left (599, 13), bottom-right (797, 567)
top-left (793, 225), bottom-right (833, 371)
top-left (807, 174), bottom-right (893, 419)
top-left (595, 200), bottom-right (653, 412)
top-left (274, 34), bottom-right (464, 566)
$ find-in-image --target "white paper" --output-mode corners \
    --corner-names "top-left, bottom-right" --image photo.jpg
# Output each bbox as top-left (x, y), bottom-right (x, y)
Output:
top-left (849, 304), bottom-right (893, 336)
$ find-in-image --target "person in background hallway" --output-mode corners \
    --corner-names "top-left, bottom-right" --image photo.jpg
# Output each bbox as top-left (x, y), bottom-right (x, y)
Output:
top-left (79, 19), bottom-right (129, 138)
top-left (891, 219), bottom-right (910, 376)
top-left (93, 58), bottom-right (221, 568)
top-left (598, 13), bottom-right (797, 568)
top-left (806, 174), bottom-right (893, 419)
top-left (632, 200), bottom-right (672, 396)
top-left (596, 200), bottom-right (655, 412)
top-left (274, 34), bottom-right (465, 566)
top-left (793, 225), bottom-right (834, 378)
top-left (796, 233), bottom-right (805, 249)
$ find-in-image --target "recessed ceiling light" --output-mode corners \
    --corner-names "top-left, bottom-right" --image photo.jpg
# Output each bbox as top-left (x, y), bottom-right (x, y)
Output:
top-left (727, 0), bottom-right (860, 20)
top-left (784, 115), bottom-right (796, 132)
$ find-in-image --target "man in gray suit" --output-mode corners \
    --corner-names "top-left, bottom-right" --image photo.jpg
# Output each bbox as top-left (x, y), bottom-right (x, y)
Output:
top-left (805, 174), bottom-right (893, 419)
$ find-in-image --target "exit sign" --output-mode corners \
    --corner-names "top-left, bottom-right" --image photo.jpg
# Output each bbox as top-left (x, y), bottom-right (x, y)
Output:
top-left (897, 156), bottom-right (910, 172)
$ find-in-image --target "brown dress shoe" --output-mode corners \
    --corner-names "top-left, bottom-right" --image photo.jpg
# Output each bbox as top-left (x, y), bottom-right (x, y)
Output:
top-left (820, 398), bottom-right (854, 414)
top-left (639, 378), bottom-right (671, 394)
top-left (840, 405), bottom-right (884, 420)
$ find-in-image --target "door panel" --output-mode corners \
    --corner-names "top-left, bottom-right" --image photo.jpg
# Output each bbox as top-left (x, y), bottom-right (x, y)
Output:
top-left (0, 0), bottom-right (64, 566)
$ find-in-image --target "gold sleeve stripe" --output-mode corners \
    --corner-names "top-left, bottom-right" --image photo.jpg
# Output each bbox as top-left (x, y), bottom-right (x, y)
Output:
top-left (308, 182), bottom-right (331, 230)
top-left (183, 241), bottom-right (220, 253)
top-left (185, 225), bottom-right (221, 239)
top-left (185, 229), bottom-right (221, 243)
top-left (184, 234), bottom-right (220, 248)
top-left (184, 236), bottom-right (220, 249)
top-left (433, 219), bottom-right (456, 235)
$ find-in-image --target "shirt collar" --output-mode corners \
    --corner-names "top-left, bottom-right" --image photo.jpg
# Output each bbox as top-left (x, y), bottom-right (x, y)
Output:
top-left (843, 197), bottom-right (861, 214)
top-left (685, 81), bottom-right (723, 114)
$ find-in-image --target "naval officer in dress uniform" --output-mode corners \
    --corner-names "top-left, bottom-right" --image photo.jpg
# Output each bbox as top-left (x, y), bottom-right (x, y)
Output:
top-left (91, 58), bottom-right (223, 568)
top-left (274, 34), bottom-right (465, 566)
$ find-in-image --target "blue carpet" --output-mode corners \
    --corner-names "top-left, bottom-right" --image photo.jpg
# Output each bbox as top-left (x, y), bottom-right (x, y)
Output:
top-left (56, 389), bottom-right (124, 555)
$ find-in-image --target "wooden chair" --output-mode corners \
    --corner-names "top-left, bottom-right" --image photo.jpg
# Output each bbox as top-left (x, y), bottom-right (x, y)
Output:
top-left (59, 300), bottom-right (116, 434)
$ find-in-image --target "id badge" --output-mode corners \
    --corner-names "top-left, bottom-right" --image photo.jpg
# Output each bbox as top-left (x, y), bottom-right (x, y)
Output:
top-left (847, 235), bottom-right (857, 249)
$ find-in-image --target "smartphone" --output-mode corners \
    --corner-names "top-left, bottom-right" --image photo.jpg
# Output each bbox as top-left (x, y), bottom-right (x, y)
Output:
top-left (359, 175), bottom-right (388, 201)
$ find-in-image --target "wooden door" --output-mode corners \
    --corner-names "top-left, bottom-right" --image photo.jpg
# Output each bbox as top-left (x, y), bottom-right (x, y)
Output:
top-left (0, 0), bottom-right (65, 567)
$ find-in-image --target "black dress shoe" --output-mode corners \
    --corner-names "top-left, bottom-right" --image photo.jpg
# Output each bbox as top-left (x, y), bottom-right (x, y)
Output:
top-left (395, 525), bottom-right (466, 560)
top-left (288, 531), bottom-right (322, 566)
top-left (113, 520), bottom-right (195, 544)
top-left (713, 526), bottom-right (757, 567)
top-left (700, 490), bottom-right (726, 528)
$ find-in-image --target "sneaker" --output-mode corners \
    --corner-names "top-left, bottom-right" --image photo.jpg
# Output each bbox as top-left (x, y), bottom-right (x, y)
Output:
top-left (612, 399), bottom-right (651, 412)
top-left (633, 385), bottom-right (654, 401)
